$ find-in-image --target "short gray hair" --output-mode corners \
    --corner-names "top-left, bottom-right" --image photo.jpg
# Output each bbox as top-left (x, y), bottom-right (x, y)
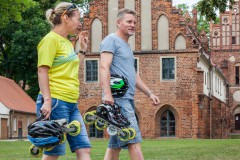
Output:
top-left (117, 8), bottom-right (136, 20)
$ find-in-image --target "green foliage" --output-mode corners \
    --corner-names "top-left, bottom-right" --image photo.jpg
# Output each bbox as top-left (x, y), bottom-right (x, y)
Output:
top-left (0, 0), bottom-right (92, 99)
top-left (0, 4), bottom-right (50, 99)
top-left (0, 0), bottom-right (36, 29)
top-left (198, 0), bottom-right (235, 21)
top-left (176, 4), bottom-right (189, 16)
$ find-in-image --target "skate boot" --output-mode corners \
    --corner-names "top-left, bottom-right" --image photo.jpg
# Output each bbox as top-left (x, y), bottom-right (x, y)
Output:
top-left (84, 103), bottom-right (137, 141)
top-left (96, 103), bottom-right (130, 128)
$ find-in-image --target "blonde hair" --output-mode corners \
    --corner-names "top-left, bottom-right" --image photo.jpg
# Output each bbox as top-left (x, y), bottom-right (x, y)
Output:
top-left (46, 2), bottom-right (78, 27)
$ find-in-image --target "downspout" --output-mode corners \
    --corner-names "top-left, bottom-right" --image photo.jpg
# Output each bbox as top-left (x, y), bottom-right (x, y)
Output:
top-left (209, 67), bottom-right (213, 139)
top-left (9, 110), bottom-right (12, 139)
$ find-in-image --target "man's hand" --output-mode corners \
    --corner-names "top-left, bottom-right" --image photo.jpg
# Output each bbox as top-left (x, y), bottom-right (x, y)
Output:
top-left (149, 93), bottom-right (160, 106)
top-left (102, 93), bottom-right (114, 105)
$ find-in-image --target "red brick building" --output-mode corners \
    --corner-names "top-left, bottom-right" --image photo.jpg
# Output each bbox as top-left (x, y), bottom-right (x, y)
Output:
top-left (78, 0), bottom-right (231, 139)
top-left (210, 0), bottom-right (240, 136)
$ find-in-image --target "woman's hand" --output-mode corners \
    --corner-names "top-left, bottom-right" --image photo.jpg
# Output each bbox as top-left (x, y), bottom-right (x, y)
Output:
top-left (78, 31), bottom-right (89, 51)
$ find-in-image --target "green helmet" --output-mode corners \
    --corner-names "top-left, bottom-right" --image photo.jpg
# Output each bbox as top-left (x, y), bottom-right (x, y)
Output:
top-left (110, 74), bottom-right (129, 98)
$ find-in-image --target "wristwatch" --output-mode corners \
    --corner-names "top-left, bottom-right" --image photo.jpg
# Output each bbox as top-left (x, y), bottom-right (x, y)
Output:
top-left (78, 50), bottom-right (86, 55)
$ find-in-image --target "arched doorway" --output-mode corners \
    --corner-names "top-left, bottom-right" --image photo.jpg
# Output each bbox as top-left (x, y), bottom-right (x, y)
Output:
top-left (160, 109), bottom-right (176, 137)
top-left (234, 106), bottom-right (240, 130)
top-left (235, 114), bottom-right (240, 130)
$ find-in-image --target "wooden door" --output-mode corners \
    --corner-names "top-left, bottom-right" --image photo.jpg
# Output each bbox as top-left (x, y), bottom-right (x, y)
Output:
top-left (1, 118), bottom-right (8, 139)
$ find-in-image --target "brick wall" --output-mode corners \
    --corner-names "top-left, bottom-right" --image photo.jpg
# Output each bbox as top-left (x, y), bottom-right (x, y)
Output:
top-left (78, 0), bottom-right (230, 139)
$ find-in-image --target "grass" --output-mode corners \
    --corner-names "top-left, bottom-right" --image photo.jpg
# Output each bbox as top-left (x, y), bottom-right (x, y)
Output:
top-left (0, 139), bottom-right (240, 160)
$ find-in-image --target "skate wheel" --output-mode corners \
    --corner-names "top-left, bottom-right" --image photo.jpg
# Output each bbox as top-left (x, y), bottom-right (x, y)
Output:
top-left (68, 120), bottom-right (81, 136)
top-left (91, 110), bottom-right (96, 114)
top-left (128, 128), bottom-right (136, 140)
top-left (84, 112), bottom-right (95, 125)
top-left (60, 134), bottom-right (66, 144)
top-left (107, 125), bottom-right (117, 136)
top-left (29, 145), bottom-right (43, 157)
top-left (118, 128), bottom-right (130, 141)
top-left (95, 118), bottom-right (107, 130)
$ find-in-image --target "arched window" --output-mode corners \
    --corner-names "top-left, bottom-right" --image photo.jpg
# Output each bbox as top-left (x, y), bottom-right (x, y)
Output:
top-left (160, 109), bottom-right (175, 137)
top-left (158, 15), bottom-right (169, 50)
top-left (91, 18), bottom-right (102, 52)
top-left (175, 35), bottom-right (186, 50)
top-left (108, 0), bottom-right (118, 34)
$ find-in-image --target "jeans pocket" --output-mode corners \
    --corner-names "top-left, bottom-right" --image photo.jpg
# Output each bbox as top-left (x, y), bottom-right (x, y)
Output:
top-left (51, 98), bottom-right (58, 111)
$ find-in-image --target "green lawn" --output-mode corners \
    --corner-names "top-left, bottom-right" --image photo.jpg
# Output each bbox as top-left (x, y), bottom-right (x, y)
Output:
top-left (0, 139), bottom-right (240, 160)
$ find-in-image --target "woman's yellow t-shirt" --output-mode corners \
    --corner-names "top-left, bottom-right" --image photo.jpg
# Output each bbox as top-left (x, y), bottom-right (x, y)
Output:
top-left (37, 31), bottom-right (79, 103)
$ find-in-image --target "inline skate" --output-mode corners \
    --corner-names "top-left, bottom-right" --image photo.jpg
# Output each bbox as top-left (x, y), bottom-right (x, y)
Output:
top-left (84, 103), bottom-right (136, 141)
top-left (28, 116), bottom-right (81, 157)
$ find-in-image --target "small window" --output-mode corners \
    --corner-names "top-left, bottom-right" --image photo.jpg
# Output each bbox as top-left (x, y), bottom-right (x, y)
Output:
top-left (236, 66), bottom-right (239, 84)
top-left (232, 36), bottom-right (236, 44)
top-left (85, 59), bottom-right (98, 82)
top-left (134, 58), bottom-right (139, 74)
top-left (161, 57), bottom-right (175, 80)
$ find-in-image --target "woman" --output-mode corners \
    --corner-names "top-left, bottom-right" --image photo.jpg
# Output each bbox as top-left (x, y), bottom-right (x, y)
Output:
top-left (36, 2), bottom-right (91, 160)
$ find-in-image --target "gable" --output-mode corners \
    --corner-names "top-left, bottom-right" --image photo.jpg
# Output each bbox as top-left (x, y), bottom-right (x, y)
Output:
top-left (0, 76), bottom-right (36, 114)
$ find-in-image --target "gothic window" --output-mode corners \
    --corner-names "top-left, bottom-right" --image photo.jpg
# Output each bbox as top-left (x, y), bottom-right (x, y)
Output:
top-left (108, 0), bottom-right (118, 34)
top-left (91, 18), bottom-right (102, 52)
top-left (160, 109), bottom-right (176, 137)
top-left (85, 59), bottom-right (98, 82)
top-left (175, 35), bottom-right (186, 50)
top-left (89, 124), bottom-right (104, 138)
top-left (158, 15), bottom-right (169, 50)
top-left (161, 57), bottom-right (175, 80)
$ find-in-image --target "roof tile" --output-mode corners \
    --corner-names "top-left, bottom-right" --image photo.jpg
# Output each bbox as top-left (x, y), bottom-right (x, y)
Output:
top-left (0, 76), bottom-right (36, 113)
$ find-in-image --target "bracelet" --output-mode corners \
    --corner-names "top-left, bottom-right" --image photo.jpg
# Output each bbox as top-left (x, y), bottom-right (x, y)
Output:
top-left (78, 50), bottom-right (86, 55)
top-left (147, 90), bottom-right (152, 97)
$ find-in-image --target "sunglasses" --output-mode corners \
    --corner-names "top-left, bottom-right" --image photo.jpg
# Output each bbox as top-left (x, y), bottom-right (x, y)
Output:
top-left (61, 4), bottom-right (78, 19)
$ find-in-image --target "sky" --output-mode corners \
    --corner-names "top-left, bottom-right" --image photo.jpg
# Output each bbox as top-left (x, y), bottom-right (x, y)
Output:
top-left (172, 0), bottom-right (200, 9)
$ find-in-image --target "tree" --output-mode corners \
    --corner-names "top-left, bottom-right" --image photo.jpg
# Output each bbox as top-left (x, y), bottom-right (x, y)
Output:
top-left (0, 0), bottom-right (36, 29)
top-left (176, 4), bottom-right (190, 16)
top-left (0, 5), bottom-right (50, 99)
top-left (0, 0), bottom-right (93, 99)
top-left (197, 0), bottom-right (235, 21)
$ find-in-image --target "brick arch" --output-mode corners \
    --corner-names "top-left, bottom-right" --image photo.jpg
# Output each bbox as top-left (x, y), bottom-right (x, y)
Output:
top-left (155, 105), bottom-right (178, 137)
top-left (90, 18), bottom-right (103, 52)
top-left (84, 105), bottom-right (97, 114)
top-left (152, 12), bottom-right (169, 50)
top-left (173, 33), bottom-right (187, 50)
top-left (233, 105), bottom-right (240, 115)
top-left (157, 14), bottom-right (169, 50)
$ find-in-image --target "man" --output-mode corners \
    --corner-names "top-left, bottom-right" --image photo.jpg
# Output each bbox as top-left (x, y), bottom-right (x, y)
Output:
top-left (100, 8), bottom-right (160, 160)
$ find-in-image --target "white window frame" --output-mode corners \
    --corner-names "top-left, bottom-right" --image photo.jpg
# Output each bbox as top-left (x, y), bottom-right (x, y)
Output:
top-left (84, 58), bottom-right (99, 83)
top-left (160, 56), bottom-right (176, 82)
